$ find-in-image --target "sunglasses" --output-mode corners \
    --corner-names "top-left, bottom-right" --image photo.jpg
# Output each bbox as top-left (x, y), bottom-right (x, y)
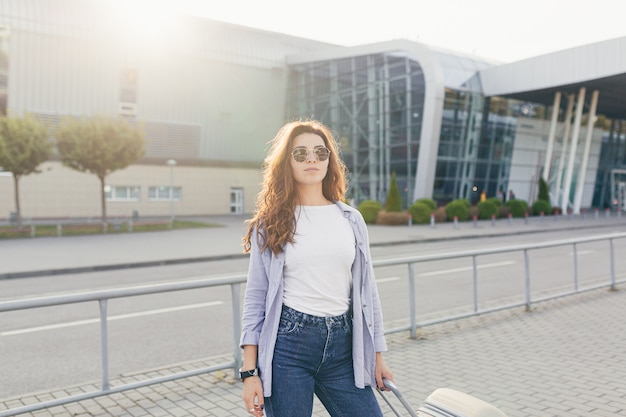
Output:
top-left (291, 146), bottom-right (331, 162)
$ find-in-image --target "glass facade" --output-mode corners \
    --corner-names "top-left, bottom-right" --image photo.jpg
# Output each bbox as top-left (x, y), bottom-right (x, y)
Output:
top-left (593, 120), bottom-right (626, 209)
top-left (287, 53), bottom-right (425, 207)
top-left (286, 52), bottom-right (528, 207)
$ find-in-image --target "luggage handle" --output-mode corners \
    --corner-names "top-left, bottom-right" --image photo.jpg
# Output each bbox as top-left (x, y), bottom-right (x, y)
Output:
top-left (377, 378), bottom-right (419, 417)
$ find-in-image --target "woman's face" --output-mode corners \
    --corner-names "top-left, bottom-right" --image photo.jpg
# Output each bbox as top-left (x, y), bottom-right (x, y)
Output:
top-left (289, 132), bottom-right (329, 188)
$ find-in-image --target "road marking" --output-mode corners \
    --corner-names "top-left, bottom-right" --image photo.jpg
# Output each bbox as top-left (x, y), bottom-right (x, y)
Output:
top-left (377, 277), bottom-right (400, 284)
top-left (1, 301), bottom-right (223, 337)
top-left (418, 261), bottom-right (516, 277)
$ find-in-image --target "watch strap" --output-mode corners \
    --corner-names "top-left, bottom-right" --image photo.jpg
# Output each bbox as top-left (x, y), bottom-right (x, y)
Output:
top-left (240, 368), bottom-right (259, 380)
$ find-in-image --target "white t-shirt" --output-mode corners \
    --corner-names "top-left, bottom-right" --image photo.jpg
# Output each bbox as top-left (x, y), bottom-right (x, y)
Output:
top-left (283, 204), bottom-right (356, 317)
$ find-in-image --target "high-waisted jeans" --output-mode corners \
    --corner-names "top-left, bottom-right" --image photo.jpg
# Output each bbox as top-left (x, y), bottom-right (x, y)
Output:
top-left (264, 305), bottom-right (383, 417)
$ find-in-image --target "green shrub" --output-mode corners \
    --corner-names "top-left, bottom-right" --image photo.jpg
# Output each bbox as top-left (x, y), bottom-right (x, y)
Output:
top-left (376, 210), bottom-right (410, 225)
top-left (445, 199), bottom-right (470, 221)
top-left (538, 177), bottom-right (550, 202)
top-left (506, 199), bottom-right (528, 218)
top-left (486, 197), bottom-right (502, 207)
top-left (357, 200), bottom-right (382, 224)
top-left (477, 200), bottom-right (499, 219)
top-left (385, 172), bottom-right (402, 212)
top-left (408, 202), bottom-right (432, 224)
top-left (414, 198), bottom-right (437, 212)
top-left (532, 199), bottom-right (552, 216)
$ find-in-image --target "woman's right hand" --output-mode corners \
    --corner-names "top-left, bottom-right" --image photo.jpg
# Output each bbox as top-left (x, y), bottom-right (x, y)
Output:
top-left (242, 376), bottom-right (264, 416)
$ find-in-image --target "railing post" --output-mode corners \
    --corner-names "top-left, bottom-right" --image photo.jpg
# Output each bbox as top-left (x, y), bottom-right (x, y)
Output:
top-left (609, 239), bottom-right (616, 291)
top-left (524, 250), bottom-right (531, 311)
top-left (408, 263), bottom-right (417, 339)
top-left (98, 299), bottom-right (110, 391)
top-left (573, 243), bottom-right (579, 292)
top-left (231, 283), bottom-right (243, 375)
top-left (472, 256), bottom-right (478, 313)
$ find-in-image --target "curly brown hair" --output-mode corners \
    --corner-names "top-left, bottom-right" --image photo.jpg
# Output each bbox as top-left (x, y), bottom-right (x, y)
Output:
top-left (242, 120), bottom-right (347, 254)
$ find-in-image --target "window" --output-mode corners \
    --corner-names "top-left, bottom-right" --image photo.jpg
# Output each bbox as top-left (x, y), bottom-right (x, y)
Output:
top-left (148, 186), bottom-right (182, 201)
top-left (105, 186), bottom-right (141, 201)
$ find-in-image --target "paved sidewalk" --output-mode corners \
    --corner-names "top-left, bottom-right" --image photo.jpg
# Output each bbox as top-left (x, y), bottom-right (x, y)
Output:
top-left (2, 213), bottom-right (626, 278)
top-left (1, 213), bottom-right (626, 416)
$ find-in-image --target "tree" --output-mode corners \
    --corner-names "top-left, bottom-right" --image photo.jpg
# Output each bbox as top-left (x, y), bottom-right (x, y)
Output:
top-left (0, 114), bottom-right (51, 228)
top-left (385, 171), bottom-right (402, 212)
top-left (538, 176), bottom-right (550, 202)
top-left (56, 115), bottom-right (145, 225)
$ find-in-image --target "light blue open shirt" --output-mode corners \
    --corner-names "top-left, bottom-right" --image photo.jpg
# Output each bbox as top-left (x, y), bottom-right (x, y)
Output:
top-left (239, 201), bottom-right (388, 397)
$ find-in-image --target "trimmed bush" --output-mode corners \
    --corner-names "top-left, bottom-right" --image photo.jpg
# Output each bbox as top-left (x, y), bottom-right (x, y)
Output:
top-left (376, 210), bottom-right (410, 225)
top-left (506, 199), bottom-right (528, 218)
top-left (433, 206), bottom-right (447, 223)
top-left (445, 199), bottom-right (470, 221)
top-left (414, 198), bottom-right (437, 212)
top-left (357, 200), bottom-right (382, 224)
top-left (532, 199), bottom-right (552, 216)
top-left (486, 197), bottom-right (502, 207)
top-left (385, 172), bottom-right (402, 212)
top-left (477, 200), bottom-right (499, 220)
top-left (538, 177), bottom-right (550, 202)
top-left (409, 202), bottom-right (432, 224)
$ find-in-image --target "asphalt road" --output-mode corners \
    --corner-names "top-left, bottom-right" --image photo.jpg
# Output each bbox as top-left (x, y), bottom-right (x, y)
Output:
top-left (1, 227), bottom-right (625, 399)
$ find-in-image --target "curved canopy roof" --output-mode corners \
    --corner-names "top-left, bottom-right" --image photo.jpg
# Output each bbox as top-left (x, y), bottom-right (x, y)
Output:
top-left (479, 37), bottom-right (626, 119)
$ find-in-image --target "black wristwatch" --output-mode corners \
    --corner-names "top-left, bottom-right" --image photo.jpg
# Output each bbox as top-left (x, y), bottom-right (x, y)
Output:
top-left (240, 368), bottom-right (259, 381)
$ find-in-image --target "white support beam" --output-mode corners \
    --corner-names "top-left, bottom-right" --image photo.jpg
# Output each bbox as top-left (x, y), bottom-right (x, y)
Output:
top-left (561, 87), bottom-right (586, 214)
top-left (573, 90), bottom-right (599, 213)
top-left (542, 91), bottom-right (561, 184)
top-left (554, 94), bottom-right (575, 205)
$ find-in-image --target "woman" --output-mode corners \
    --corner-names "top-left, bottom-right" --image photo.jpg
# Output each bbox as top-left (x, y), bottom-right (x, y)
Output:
top-left (240, 120), bottom-right (393, 417)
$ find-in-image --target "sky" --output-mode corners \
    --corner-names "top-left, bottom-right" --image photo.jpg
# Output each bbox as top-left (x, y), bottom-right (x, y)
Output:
top-left (131, 0), bottom-right (626, 63)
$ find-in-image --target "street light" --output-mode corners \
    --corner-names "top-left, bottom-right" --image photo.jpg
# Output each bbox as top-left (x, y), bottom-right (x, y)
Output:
top-left (166, 159), bottom-right (177, 223)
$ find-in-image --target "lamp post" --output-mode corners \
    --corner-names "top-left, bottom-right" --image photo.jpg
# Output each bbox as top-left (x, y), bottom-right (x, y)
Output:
top-left (166, 159), bottom-right (177, 224)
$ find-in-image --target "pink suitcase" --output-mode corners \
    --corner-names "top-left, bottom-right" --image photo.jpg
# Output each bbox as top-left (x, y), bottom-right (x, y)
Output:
top-left (380, 380), bottom-right (508, 417)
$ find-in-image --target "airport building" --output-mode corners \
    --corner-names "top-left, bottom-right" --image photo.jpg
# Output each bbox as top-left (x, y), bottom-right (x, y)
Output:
top-left (1, 0), bottom-right (625, 220)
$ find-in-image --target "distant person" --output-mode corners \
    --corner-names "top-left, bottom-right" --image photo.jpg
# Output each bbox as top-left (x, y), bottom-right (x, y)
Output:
top-left (509, 190), bottom-right (516, 200)
top-left (240, 120), bottom-right (394, 417)
top-left (497, 189), bottom-right (504, 203)
top-left (480, 190), bottom-right (487, 202)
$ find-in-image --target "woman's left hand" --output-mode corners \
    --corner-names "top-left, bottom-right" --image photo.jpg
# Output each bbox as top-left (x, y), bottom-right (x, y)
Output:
top-left (374, 352), bottom-right (394, 391)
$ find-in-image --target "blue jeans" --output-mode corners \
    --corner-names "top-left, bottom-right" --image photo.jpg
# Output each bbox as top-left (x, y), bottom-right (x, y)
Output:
top-left (265, 305), bottom-right (383, 417)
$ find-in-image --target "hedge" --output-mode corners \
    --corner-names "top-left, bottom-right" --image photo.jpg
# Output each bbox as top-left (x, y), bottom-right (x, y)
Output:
top-left (409, 202), bottom-right (433, 224)
top-left (506, 199), bottom-right (528, 218)
top-left (445, 199), bottom-right (470, 221)
top-left (477, 200), bottom-right (499, 219)
top-left (357, 200), bottom-right (382, 224)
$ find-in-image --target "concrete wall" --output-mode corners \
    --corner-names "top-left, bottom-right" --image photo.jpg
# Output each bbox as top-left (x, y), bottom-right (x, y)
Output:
top-left (0, 161), bottom-right (262, 220)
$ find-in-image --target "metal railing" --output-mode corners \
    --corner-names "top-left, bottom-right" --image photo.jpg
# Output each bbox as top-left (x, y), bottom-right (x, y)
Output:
top-left (1, 232), bottom-right (625, 416)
